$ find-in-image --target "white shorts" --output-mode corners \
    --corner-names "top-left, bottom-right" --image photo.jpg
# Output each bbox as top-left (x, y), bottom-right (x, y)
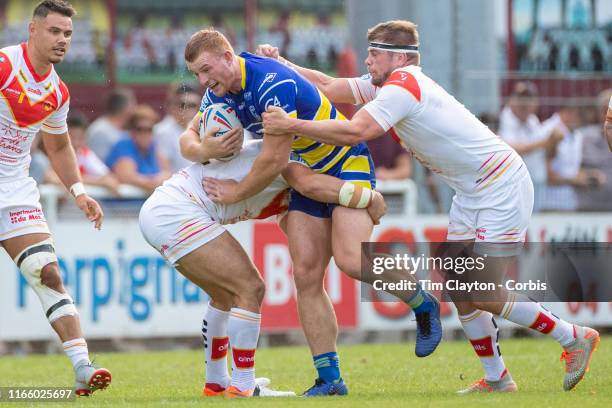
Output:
top-left (0, 177), bottom-right (50, 241)
top-left (447, 172), bottom-right (534, 256)
top-left (139, 189), bottom-right (226, 265)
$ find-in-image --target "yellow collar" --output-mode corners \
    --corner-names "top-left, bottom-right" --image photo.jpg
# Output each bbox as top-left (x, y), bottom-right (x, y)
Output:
top-left (239, 57), bottom-right (246, 90)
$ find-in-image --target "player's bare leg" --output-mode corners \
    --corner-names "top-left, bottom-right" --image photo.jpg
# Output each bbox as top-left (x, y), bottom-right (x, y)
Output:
top-left (177, 231), bottom-right (264, 311)
top-left (286, 211), bottom-right (335, 355)
top-left (2, 233), bottom-right (111, 396)
top-left (287, 210), bottom-right (347, 395)
top-left (331, 206), bottom-right (442, 357)
top-left (176, 231), bottom-right (294, 397)
top-left (178, 231), bottom-right (262, 395)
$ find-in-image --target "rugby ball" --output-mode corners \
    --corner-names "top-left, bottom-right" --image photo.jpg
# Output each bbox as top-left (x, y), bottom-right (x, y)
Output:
top-left (200, 103), bottom-right (243, 161)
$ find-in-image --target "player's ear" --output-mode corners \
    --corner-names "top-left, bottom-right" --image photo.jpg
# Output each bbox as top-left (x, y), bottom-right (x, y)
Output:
top-left (28, 20), bottom-right (36, 36)
top-left (395, 52), bottom-right (408, 66)
top-left (223, 50), bottom-right (234, 65)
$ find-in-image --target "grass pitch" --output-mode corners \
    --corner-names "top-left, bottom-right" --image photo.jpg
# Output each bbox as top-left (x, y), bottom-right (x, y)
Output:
top-left (1, 336), bottom-right (610, 407)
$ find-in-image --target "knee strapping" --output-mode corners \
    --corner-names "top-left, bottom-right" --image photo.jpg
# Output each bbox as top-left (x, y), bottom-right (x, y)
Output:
top-left (14, 238), bottom-right (77, 323)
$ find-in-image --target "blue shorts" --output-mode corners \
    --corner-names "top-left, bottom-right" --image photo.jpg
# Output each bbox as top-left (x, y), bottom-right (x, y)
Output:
top-left (289, 143), bottom-right (376, 218)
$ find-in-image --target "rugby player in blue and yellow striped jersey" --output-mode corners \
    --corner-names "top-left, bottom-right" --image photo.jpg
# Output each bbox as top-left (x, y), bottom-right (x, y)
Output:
top-left (179, 29), bottom-right (440, 397)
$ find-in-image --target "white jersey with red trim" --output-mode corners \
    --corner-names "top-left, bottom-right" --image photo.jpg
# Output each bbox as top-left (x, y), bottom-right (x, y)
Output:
top-left (350, 66), bottom-right (526, 197)
top-left (0, 43), bottom-right (69, 181)
top-left (156, 140), bottom-right (290, 225)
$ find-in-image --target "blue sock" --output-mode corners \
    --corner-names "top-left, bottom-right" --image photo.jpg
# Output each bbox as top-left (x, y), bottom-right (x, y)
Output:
top-left (313, 352), bottom-right (340, 384)
top-left (407, 284), bottom-right (433, 313)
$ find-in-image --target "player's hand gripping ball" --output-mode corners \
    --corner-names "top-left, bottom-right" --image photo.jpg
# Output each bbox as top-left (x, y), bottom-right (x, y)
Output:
top-left (200, 103), bottom-right (243, 161)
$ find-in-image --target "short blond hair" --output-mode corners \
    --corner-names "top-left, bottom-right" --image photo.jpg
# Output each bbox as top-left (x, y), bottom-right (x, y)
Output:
top-left (184, 28), bottom-right (234, 63)
top-left (367, 20), bottom-right (419, 47)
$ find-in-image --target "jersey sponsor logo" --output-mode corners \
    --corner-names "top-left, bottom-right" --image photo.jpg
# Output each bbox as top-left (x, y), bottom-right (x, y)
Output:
top-left (264, 95), bottom-right (286, 110)
top-left (3, 87), bottom-right (20, 96)
top-left (26, 87), bottom-right (42, 96)
top-left (200, 93), bottom-right (212, 110)
top-left (248, 105), bottom-right (261, 121)
top-left (0, 125), bottom-right (27, 154)
top-left (476, 228), bottom-right (486, 240)
top-left (232, 348), bottom-right (256, 369)
top-left (9, 208), bottom-right (44, 224)
top-left (529, 312), bottom-right (556, 334)
top-left (469, 336), bottom-right (495, 357)
top-left (384, 70), bottom-right (421, 102)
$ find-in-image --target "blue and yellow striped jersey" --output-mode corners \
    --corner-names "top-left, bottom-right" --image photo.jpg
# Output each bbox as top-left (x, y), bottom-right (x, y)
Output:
top-left (199, 52), bottom-right (358, 173)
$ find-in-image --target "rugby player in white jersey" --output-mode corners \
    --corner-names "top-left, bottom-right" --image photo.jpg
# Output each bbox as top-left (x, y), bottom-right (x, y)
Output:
top-left (259, 20), bottom-right (600, 392)
top-left (139, 134), bottom-right (385, 398)
top-left (0, 0), bottom-right (110, 395)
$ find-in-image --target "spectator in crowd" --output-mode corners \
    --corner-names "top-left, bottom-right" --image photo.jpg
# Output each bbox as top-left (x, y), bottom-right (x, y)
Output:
top-left (367, 135), bottom-right (411, 181)
top-left (153, 83), bottom-right (200, 172)
top-left (123, 14), bottom-right (156, 69)
top-left (67, 113), bottom-right (120, 195)
top-left (499, 81), bottom-right (562, 211)
top-left (162, 15), bottom-right (190, 71)
top-left (29, 135), bottom-right (60, 185)
top-left (87, 87), bottom-right (136, 162)
top-left (211, 14), bottom-right (237, 46)
top-left (578, 89), bottom-right (612, 211)
top-left (541, 103), bottom-right (605, 211)
top-left (106, 105), bottom-right (171, 193)
top-left (269, 10), bottom-right (291, 57)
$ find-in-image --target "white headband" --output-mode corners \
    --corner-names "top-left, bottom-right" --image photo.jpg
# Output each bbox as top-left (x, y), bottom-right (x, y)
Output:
top-left (368, 41), bottom-right (419, 54)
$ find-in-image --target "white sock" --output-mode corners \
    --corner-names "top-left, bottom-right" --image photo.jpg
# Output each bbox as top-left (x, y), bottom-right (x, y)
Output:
top-left (62, 338), bottom-right (90, 369)
top-left (459, 310), bottom-right (507, 381)
top-left (203, 304), bottom-right (231, 389)
top-left (500, 293), bottom-right (575, 347)
top-left (228, 308), bottom-right (261, 392)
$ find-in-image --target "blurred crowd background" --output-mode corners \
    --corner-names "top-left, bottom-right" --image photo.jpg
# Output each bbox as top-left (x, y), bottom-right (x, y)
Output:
top-left (1, 0), bottom-right (610, 215)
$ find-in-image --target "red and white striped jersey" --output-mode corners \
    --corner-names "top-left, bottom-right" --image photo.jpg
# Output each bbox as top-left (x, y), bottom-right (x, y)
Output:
top-left (349, 66), bottom-right (526, 196)
top-left (0, 43), bottom-right (69, 180)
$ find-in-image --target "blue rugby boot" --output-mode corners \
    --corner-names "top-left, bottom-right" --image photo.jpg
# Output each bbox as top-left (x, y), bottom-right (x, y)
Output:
top-left (414, 293), bottom-right (442, 357)
top-left (302, 378), bottom-right (348, 396)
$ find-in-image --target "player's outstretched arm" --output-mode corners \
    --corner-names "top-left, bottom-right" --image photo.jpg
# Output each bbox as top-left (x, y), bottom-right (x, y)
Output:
top-left (264, 105), bottom-right (384, 146)
top-left (256, 43), bottom-right (356, 104)
top-left (179, 113), bottom-right (242, 162)
top-left (204, 133), bottom-right (294, 204)
top-left (41, 131), bottom-right (103, 229)
top-left (282, 163), bottom-right (386, 224)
